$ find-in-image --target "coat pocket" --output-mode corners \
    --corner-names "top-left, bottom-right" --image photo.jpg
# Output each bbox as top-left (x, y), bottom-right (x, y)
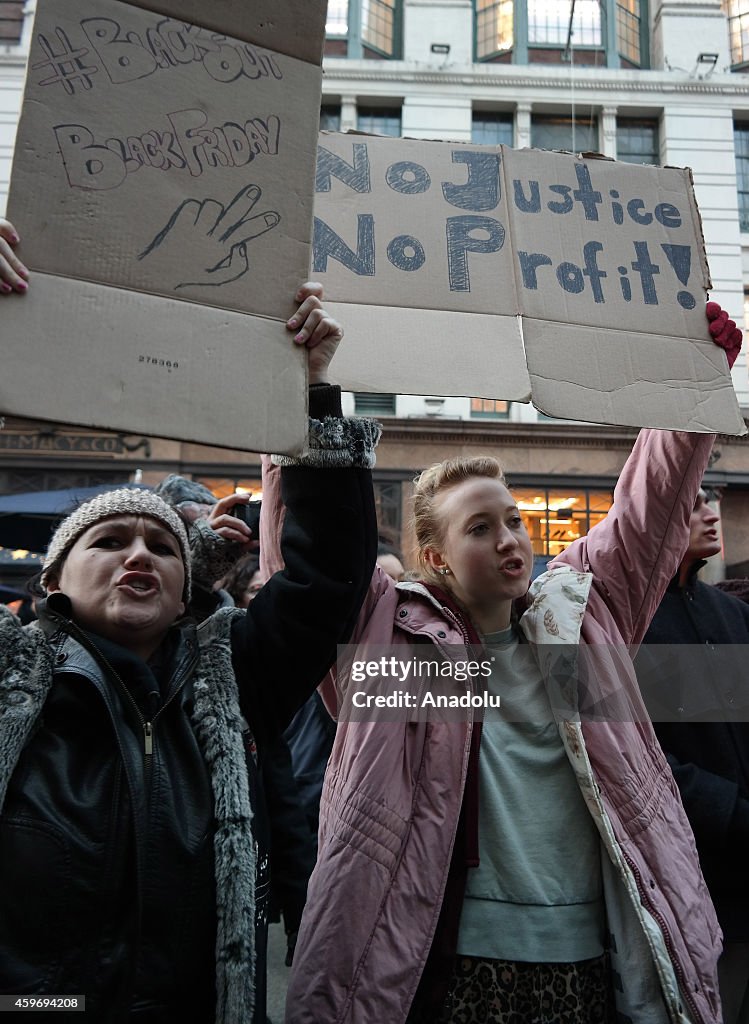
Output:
top-left (0, 817), bottom-right (72, 993)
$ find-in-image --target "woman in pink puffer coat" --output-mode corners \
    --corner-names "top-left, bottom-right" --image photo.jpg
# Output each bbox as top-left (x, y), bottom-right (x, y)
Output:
top-left (272, 307), bottom-right (742, 1024)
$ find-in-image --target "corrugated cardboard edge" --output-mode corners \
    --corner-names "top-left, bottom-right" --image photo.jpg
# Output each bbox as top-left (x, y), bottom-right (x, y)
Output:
top-left (679, 164), bottom-right (713, 292)
top-left (0, 273), bottom-right (309, 454)
top-left (121, 0), bottom-right (327, 65)
top-left (525, 319), bottom-right (746, 435)
top-left (325, 302), bottom-right (532, 402)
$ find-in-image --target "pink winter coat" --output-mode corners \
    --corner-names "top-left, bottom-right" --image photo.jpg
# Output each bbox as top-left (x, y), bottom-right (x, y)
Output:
top-left (272, 430), bottom-right (722, 1024)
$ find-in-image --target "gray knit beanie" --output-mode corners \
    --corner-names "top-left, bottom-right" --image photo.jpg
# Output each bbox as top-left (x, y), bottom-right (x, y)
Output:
top-left (41, 488), bottom-right (191, 600)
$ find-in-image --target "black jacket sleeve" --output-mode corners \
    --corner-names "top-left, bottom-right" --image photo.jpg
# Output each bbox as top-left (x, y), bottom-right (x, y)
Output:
top-left (645, 582), bottom-right (749, 853)
top-left (229, 387), bottom-right (379, 749)
top-left (665, 752), bottom-right (743, 847)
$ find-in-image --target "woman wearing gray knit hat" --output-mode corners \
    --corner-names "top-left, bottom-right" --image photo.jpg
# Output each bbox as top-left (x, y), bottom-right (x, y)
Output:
top-left (39, 488), bottom-right (193, 659)
top-left (0, 265), bottom-right (380, 1024)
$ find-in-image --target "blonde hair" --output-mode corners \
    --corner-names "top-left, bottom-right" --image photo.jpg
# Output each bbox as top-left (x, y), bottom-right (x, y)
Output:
top-left (412, 455), bottom-right (506, 586)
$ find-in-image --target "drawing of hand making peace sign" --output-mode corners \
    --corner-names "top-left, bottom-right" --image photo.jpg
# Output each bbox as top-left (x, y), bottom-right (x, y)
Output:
top-left (138, 183), bottom-right (280, 290)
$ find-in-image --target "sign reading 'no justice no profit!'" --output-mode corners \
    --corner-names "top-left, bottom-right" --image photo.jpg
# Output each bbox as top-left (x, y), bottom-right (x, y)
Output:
top-left (314, 132), bottom-right (745, 435)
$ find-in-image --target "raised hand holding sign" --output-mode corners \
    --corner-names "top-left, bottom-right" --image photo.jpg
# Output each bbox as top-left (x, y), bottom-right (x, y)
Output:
top-left (0, 220), bottom-right (29, 294)
top-left (706, 301), bottom-right (743, 369)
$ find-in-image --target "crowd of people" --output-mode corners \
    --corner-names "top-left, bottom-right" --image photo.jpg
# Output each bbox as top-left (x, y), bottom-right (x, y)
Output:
top-left (0, 210), bottom-right (747, 1024)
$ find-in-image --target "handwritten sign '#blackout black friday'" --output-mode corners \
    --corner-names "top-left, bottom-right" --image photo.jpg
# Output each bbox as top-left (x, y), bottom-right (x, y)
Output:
top-left (4, 0), bottom-right (328, 453)
top-left (314, 133), bottom-right (745, 434)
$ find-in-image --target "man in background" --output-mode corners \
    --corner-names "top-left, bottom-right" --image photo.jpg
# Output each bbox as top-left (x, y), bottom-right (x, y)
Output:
top-left (641, 488), bottom-right (749, 1024)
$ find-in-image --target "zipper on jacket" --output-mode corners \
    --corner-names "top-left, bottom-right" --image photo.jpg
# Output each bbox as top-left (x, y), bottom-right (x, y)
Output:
top-left (143, 722), bottom-right (153, 794)
top-left (63, 618), bottom-right (153, 756)
top-left (441, 605), bottom-right (473, 647)
top-left (623, 850), bottom-right (706, 1024)
top-left (50, 612), bottom-right (203, 999)
top-left (141, 653), bottom-right (197, 786)
top-left (567, 718), bottom-right (709, 1024)
top-left (53, 619), bottom-right (198, 898)
top-left (60, 617), bottom-right (195, 761)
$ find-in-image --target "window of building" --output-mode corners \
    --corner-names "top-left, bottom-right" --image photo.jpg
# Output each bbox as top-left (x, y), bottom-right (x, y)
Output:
top-left (527, 0), bottom-right (601, 46)
top-left (531, 115), bottom-right (598, 153)
top-left (475, 0), bottom-right (648, 67)
top-left (471, 112), bottom-right (514, 145)
top-left (735, 123), bottom-right (749, 233)
top-left (0, 1), bottom-right (24, 45)
top-left (725, 0), bottom-right (749, 65)
top-left (616, 0), bottom-right (643, 65)
top-left (357, 107), bottom-right (402, 137)
top-left (327, 0), bottom-right (352, 35)
top-left (475, 0), bottom-right (514, 59)
top-left (325, 0), bottom-right (402, 58)
top-left (354, 392), bottom-right (397, 415)
top-left (363, 0), bottom-right (398, 54)
top-left (326, 0), bottom-right (349, 35)
top-left (320, 105), bottom-right (342, 132)
top-left (470, 398), bottom-right (511, 418)
top-left (616, 118), bottom-right (659, 165)
top-left (513, 486), bottom-right (613, 557)
top-left (373, 479), bottom-right (402, 543)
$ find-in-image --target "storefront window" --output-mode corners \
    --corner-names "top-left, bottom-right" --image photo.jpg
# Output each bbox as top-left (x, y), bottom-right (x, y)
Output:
top-left (513, 487), bottom-right (613, 557)
top-left (196, 477), bottom-right (263, 500)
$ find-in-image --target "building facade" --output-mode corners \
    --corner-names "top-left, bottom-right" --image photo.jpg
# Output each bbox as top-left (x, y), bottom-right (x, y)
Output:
top-left (1, 0), bottom-right (748, 580)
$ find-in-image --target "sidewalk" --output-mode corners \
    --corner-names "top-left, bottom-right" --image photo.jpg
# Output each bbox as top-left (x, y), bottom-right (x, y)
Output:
top-left (267, 921), bottom-right (290, 1024)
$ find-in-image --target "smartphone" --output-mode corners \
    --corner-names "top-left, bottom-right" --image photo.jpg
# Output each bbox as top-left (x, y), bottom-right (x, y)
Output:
top-left (233, 500), bottom-right (261, 536)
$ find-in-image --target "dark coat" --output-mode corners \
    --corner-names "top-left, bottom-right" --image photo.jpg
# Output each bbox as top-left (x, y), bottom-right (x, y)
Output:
top-left (640, 565), bottom-right (749, 942)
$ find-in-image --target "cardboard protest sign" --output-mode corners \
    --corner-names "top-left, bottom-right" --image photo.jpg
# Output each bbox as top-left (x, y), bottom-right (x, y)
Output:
top-left (314, 132), bottom-right (745, 434)
top-left (2, 0), bottom-right (328, 452)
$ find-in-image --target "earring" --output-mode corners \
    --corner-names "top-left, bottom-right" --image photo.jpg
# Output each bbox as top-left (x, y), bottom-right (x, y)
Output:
top-left (439, 567), bottom-right (451, 576)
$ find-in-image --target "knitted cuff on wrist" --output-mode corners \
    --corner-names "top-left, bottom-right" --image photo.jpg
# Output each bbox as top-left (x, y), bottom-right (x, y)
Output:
top-left (272, 416), bottom-right (381, 470)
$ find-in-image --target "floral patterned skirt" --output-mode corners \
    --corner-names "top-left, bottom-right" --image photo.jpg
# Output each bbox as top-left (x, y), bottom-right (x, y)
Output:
top-left (426, 953), bottom-right (616, 1024)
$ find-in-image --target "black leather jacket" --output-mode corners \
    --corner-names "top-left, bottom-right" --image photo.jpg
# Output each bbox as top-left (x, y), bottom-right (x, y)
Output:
top-left (1, 604), bottom-right (220, 1022)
